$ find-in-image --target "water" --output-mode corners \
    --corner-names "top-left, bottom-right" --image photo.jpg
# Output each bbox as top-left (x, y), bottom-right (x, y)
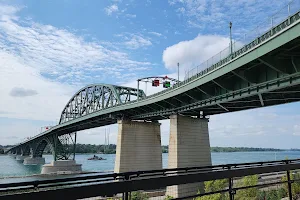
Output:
top-left (1, 151), bottom-right (300, 179)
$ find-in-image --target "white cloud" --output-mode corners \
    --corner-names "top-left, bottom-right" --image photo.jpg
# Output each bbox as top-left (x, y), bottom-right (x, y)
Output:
top-left (125, 14), bottom-right (136, 18)
top-left (293, 125), bottom-right (300, 136)
top-left (0, 121), bottom-right (43, 145)
top-left (105, 4), bottom-right (119, 16)
top-left (124, 34), bottom-right (152, 49)
top-left (10, 87), bottom-right (38, 97)
top-left (0, 50), bottom-right (73, 121)
top-left (0, 4), bottom-right (151, 121)
top-left (148, 31), bottom-right (162, 37)
top-left (168, 0), bottom-right (291, 35)
top-left (162, 34), bottom-right (230, 72)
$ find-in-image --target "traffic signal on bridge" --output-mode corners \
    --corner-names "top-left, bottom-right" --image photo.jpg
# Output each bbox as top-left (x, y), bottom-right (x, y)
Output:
top-left (163, 81), bottom-right (171, 88)
top-left (152, 80), bottom-right (160, 87)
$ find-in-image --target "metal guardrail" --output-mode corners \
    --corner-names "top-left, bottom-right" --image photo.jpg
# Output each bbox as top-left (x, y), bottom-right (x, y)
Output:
top-left (1, 159), bottom-right (300, 200)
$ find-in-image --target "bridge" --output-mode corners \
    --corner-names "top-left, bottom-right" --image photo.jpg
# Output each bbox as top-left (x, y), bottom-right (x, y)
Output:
top-left (6, 2), bottom-right (300, 198)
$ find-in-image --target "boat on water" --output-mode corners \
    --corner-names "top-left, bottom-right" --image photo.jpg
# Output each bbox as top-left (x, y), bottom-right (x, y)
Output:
top-left (88, 155), bottom-right (106, 160)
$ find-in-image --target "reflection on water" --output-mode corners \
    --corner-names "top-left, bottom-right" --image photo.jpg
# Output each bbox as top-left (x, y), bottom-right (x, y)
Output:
top-left (1, 151), bottom-right (300, 178)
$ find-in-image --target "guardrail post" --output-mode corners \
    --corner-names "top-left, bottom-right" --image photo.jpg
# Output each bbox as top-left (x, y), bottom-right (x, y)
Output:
top-left (228, 166), bottom-right (235, 200)
top-left (287, 169), bottom-right (293, 200)
top-left (123, 174), bottom-right (130, 200)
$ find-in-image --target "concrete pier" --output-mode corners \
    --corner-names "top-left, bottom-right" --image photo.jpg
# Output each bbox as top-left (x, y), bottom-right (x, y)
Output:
top-left (114, 120), bottom-right (162, 173)
top-left (41, 160), bottom-right (82, 174)
top-left (166, 115), bottom-right (212, 198)
top-left (16, 155), bottom-right (28, 161)
top-left (24, 157), bottom-right (45, 165)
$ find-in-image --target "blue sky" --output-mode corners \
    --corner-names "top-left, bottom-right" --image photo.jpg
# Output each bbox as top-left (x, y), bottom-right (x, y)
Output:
top-left (1, 0), bottom-right (300, 148)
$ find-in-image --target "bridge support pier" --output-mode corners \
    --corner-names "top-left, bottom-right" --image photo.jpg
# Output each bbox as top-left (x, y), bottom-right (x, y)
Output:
top-left (16, 155), bottom-right (28, 161)
top-left (24, 157), bottom-right (45, 165)
top-left (114, 120), bottom-right (162, 173)
top-left (41, 160), bottom-right (82, 174)
top-left (166, 115), bottom-right (212, 198)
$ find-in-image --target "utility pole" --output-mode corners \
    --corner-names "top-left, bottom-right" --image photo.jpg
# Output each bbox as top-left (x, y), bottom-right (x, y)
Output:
top-left (104, 128), bottom-right (107, 153)
top-left (108, 128), bottom-right (110, 146)
top-left (177, 62), bottom-right (180, 82)
top-left (229, 22), bottom-right (233, 55)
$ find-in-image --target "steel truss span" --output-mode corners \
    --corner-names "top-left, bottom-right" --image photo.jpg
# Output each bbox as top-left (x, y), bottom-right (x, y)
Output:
top-left (59, 84), bottom-right (146, 124)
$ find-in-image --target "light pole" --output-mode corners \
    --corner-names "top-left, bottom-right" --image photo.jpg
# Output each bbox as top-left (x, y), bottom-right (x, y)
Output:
top-left (137, 79), bottom-right (140, 101)
top-left (229, 22), bottom-right (233, 55)
top-left (177, 62), bottom-right (180, 82)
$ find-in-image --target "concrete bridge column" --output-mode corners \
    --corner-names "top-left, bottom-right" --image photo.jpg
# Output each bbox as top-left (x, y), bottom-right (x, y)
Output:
top-left (41, 160), bottom-right (82, 174)
top-left (114, 120), bottom-right (162, 173)
top-left (166, 115), bottom-right (212, 198)
top-left (24, 156), bottom-right (45, 165)
top-left (16, 155), bottom-right (28, 161)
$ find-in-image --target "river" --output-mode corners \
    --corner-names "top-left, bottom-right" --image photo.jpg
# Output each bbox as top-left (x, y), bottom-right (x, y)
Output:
top-left (1, 151), bottom-right (300, 178)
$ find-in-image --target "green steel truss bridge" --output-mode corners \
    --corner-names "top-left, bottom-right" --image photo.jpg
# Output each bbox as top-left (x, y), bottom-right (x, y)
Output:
top-left (7, 3), bottom-right (300, 161)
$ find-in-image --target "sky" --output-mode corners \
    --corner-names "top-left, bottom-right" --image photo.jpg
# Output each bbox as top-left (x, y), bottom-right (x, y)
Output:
top-left (0, 0), bottom-right (300, 149)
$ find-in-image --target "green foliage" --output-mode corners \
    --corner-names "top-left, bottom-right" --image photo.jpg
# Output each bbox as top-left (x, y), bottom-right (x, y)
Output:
top-left (131, 191), bottom-right (148, 200)
top-left (164, 195), bottom-right (173, 200)
top-left (257, 188), bottom-right (286, 200)
top-left (43, 144), bottom-right (117, 154)
top-left (282, 171), bottom-right (300, 198)
top-left (195, 179), bottom-right (228, 200)
top-left (235, 175), bottom-right (258, 199)
top-left (278, 187), bottom-right (288, 198)
top-left (162, 146), bottom-right (168, 153)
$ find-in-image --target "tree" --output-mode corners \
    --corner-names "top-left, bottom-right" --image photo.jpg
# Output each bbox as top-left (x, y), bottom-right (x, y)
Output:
top-left (235, 175), bottom-right (258, 200)
top-left (0, 148), bottom-right (4, 154)
top-left (195, 179), bottom-right (228, 200)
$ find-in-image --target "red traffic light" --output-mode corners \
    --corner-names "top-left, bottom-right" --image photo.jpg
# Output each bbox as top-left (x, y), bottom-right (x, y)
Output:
top-left (152, 80), bottom-right (160, 87)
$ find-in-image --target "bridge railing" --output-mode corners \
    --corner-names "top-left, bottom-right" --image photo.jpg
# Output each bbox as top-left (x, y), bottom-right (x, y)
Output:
top-left (1, 159), bottom-right (300, 199)
top-left (183, 0), bottom-right (300, 81)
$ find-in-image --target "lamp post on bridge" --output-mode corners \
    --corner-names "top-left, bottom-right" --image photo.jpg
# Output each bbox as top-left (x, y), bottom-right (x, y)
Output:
top-left (229, 22), bottom-right (233, 56)
top-left (177, 62), bottom-right (180, 82)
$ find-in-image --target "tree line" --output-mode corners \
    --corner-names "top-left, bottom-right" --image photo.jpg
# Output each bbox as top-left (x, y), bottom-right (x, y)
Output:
top-left (210, 146), bottom-right (282, 152)
top-left (0, 144), bottom-right (285, 155)
top-left (45, 145), bottom-right (283, 154)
